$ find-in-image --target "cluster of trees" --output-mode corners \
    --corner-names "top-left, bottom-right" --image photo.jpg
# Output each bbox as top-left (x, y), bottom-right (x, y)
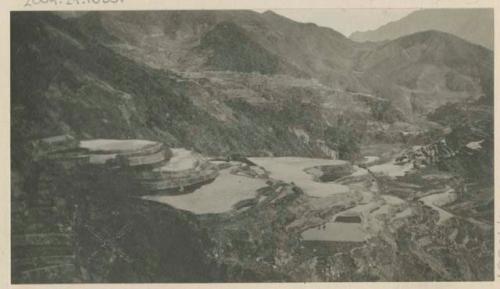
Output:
top-left (324, 115), bottom-right (365, 160)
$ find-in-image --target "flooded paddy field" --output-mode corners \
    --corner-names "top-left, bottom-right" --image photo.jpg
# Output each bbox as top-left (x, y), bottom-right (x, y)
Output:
top-left (143, 168), bottom-right (267, 214)
top-left (302, 221), bottom-right (367, 242)
top-left (249, 157), bottom-right (352, 198)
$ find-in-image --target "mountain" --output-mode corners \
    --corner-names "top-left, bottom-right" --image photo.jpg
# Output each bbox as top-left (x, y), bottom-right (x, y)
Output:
top-left (354, 30), bottom-right (493, 117)
top-left (69, 10), bottom-right (492, 116)
top-left (72, 10), bottom-right (361, 87)
top-left (11, 11), bottom-right (493, 169)
top-left (350, 9), bottom-right (493, 50)
top-left (10, 12), bottom-right (363, 169)
top-left (11, 10), bottom-right (495, 283)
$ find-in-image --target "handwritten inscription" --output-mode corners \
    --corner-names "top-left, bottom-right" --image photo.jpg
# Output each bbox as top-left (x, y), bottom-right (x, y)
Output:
top-left (25, 0), bottom-right (124, 7)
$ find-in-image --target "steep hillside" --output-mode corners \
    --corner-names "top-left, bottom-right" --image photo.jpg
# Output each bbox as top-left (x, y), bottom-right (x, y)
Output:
top-left (355, 30), bottom-right (493, 117)
top-left (12, 12), bottom-right (373, 170)
top-left (12, 11), bottom-right (493, 168)
top-left (69, 10), bottom-right (492, 118)
top-left (71, 10), bottom-right (362, 88)
top-left (350, 9), bottom-right (493, 50)
top-left (198, 21), bottom-right (300, 75)
top-left (11, 10), bottom-right (494, 283)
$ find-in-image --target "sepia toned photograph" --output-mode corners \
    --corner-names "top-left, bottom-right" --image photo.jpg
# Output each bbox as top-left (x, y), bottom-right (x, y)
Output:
top-left (10, 6), bottom-right (494, 283)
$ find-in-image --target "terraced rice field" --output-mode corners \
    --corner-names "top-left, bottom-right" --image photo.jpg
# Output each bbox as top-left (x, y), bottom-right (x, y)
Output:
top-left (157, 148), bottom-right (200, 172)
top-left (301, 222), bottom-right (367, 242)
top-left (249, 157), bottom-right (350, 198)
top-left (143, 168), bottom-right (266, 214)
top-left (80, 139), bottom-right (157, 152)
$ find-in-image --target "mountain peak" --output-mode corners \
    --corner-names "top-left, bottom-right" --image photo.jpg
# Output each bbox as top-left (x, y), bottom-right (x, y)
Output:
top-left (262, 10), bottom-right (277, 15)
top-left (350, 8), bottom-right (493, 49)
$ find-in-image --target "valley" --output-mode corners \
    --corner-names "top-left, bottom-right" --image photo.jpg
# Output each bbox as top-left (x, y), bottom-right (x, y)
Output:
top-left (11, 135), bottom-right (493, 282)
top-left (10, 9), bottom-right (494, 283)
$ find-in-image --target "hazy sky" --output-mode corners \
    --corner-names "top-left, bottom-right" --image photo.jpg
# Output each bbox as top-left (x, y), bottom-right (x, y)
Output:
top-left (271, 9), bottom-right (418, 37)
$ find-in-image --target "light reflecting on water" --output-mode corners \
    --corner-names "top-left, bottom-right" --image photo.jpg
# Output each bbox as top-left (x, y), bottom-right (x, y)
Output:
top-left (301, 221), bottom-right (367, 242)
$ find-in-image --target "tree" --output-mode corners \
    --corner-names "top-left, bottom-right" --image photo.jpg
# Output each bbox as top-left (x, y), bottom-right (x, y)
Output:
top-left (324, 116), bottom-right (362, 160)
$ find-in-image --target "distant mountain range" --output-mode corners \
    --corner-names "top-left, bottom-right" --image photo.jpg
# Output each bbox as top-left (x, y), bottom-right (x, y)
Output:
top-left (350, 9), bottom-right (493, 50)
top-left (11, 10), bottom-right (493, 166)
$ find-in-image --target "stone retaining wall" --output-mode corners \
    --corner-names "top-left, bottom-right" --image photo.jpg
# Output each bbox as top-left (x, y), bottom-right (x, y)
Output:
top-left (34, 137), bottom-right (219, 195)
top-left (119, 149), bottom-right (169, 167)
top-left (134, 161), bottom-right (214, 180)
top-left (87, 142), bottom-right (164, 157)
top-left (140, 168), bottom-right (219, 191)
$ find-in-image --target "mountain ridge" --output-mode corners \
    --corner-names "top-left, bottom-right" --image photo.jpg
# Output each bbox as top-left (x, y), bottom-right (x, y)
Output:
top-left (350, 8), bottom-right (493, 50)
top-left (11, 11), bottom-right (493, 168)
